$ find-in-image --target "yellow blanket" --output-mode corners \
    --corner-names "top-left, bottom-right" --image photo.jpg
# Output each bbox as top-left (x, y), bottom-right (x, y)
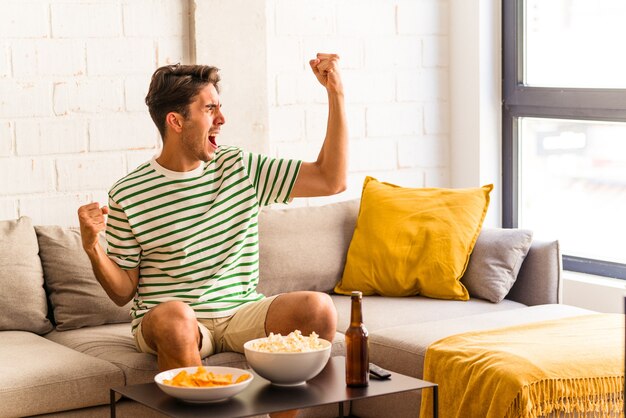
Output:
top-left (420, 314), bottom-right (624, 418)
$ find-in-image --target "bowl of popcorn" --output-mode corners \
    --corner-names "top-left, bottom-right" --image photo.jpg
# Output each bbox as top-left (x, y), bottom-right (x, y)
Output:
top-left (243, 330), bottom-right (331, 386)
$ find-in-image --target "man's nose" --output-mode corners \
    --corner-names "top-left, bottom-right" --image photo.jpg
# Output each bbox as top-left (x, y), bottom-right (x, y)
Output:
top-left (215, 108), bottom-right (225, 125)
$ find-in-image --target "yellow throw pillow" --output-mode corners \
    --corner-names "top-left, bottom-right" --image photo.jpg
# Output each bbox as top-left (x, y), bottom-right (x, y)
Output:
top-left (334, 177), bottom-right (493, 300)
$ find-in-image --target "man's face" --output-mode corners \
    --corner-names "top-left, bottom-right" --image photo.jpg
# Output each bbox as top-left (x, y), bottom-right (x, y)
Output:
top-left (180, 83), bottom-right (225, 163)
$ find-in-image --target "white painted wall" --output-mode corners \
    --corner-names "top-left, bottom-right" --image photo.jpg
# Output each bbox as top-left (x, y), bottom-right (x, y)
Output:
top-left (449, 0), bottom-right (501, 227)
top-left (563, 272), bottom-right (626, 314)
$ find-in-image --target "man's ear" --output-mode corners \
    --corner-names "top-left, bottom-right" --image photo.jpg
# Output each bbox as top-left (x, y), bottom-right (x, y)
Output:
top-left (165, 112), bottom-right (184, 133)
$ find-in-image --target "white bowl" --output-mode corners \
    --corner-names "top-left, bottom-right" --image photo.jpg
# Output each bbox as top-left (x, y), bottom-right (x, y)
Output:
top-left (243, 337), bottom-right (331, 386)
top-left (154, 366), bottom-right (253, 403)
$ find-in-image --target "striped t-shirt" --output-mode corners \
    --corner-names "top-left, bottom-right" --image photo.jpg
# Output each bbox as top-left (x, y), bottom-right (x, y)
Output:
top-left (105, 146), bottom-right (302, 334)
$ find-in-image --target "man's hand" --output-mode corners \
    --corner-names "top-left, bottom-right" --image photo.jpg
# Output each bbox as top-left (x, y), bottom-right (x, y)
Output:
top-left (78, 202), bottom-right (109, 253)
top-left (309, 53), bottom-right (343, 95)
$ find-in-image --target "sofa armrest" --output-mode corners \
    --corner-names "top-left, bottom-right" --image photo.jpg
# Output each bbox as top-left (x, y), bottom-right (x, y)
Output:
top-left (506, 239), bottom-right (562, 306)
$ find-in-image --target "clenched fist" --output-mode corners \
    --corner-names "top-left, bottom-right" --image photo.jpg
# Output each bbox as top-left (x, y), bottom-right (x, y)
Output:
top-left (77, 202), bottom-right (109, 253)
top-left (309, 53), bottom-right (343, 95)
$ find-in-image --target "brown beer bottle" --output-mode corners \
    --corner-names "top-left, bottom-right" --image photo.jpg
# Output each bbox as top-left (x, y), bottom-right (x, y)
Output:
top-left (345, 291), bottom-right (369, 387)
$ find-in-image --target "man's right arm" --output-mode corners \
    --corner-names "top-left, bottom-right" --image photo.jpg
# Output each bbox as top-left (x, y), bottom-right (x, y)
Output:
top-left (77, 202), bottom-right (139, 307)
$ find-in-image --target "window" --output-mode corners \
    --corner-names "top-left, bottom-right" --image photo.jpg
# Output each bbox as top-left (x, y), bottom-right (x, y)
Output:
top-left (502, 0), bottom-right (626, 279)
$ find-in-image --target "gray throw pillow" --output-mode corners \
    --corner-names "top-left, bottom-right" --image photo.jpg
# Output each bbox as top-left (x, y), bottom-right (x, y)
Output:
top-left (0, 217), bottom-right (53, 334)
top-left (461, 228), bottom-right (533, 303)
top-left (257, 199), bottom-right (359, 297)
top-left (35, 226), bottom-right (132, 331)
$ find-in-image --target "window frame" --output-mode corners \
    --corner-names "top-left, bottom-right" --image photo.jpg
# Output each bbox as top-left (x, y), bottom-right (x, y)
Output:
top-left (502, 0), bottom-right (626, 280)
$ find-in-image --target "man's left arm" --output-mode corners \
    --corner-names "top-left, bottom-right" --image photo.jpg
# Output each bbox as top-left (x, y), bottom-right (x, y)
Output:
top-left (291, 53), bottom-right (348, 198)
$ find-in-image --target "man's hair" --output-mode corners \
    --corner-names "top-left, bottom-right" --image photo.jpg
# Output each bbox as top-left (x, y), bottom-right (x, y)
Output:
top-left (145, 64), bottom-right (221, 139)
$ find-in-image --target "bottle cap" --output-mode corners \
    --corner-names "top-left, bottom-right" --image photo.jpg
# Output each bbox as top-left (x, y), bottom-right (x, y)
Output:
top-left (351, 291), bottom-right (362, 298)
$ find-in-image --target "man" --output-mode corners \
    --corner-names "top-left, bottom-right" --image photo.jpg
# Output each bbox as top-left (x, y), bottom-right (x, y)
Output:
top-left (77, 53), bottom-right (347, 406)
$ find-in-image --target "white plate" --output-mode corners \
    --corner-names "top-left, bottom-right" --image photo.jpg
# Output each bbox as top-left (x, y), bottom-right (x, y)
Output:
top-left (154, 366), bottom-right (253, 403)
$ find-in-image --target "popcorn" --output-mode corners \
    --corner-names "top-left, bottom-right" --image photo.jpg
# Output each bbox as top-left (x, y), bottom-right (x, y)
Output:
top-left (250, 330), bottom-right (324, 353)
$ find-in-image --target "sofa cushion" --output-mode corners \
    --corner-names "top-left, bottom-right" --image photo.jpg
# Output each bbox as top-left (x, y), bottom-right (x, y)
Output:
top-left (461, 228), bottom-right (533, 303)
top-left (45, 323), bottom-right (158, 386)
top-left (45, 323), bottom-right (346, 386)
top-left (257, 199), bottom-right (359, 296)
top-left (0, 331), bottom-right (124, 417)
top-left (331, 294), bottom-right (527, 334)
top-left (35, 226), bottom-right (132, 331)
top-left (0, 217), bottom-right (53, 334)
top-left (335, 177), bottom-right (492, 299)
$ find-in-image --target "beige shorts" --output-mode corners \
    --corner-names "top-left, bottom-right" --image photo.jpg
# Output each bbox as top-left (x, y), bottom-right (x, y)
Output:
top-left (134, 295), bottom-right (278, 358)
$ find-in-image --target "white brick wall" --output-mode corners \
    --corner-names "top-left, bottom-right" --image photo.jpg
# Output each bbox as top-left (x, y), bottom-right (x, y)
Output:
top-left (0, 121), bottom-right (13, 156)
top-left (0, 2), bottom-right (49, 38)
top-left (397, 0), bottom-right (450, 35)
top-left (15, 119), bottom-right (88, 155)
top-left (0, 158), bottom-right (55, 194)
top-left (2, 0), bottom-right (451, 225)
top-left (0, 199), bottom-right (17, 220)
top-left (56, 155), bottom-right (126, 192)
top-left (12, 39), bottom-right (86, 76)
top-left (0, 0), bottom-right (190, 226)
top-left (51, 3), bottom-right (122, 38)
top-left (266, 0), bottom-right (450, 207)
top-left (275, 0), bottom-right (335, 36)
top-left (89, 114), bottom-right (158, 152)
top-left (20, 193), bottom-right (92, 226)
top-left (0, 43), bottom-right (10, 77)
top-left (336, 1), bottom-right (396, 36)
top-left (0, 81), bottom-right (52, 118)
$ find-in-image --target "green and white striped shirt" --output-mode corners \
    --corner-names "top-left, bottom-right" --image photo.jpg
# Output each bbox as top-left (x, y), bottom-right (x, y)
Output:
top-left (105, 146), bottom-right (302, 334)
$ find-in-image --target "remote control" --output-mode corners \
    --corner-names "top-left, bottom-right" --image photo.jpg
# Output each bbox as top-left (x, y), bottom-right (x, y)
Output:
top-left (369, 363), bottom-right (392, 380)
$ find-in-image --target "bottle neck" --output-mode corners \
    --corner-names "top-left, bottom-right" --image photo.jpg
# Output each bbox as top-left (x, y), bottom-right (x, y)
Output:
top-left (350, 296), bottom-right (363, 325)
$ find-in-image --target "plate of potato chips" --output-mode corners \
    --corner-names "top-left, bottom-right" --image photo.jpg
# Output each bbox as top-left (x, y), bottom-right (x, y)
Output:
top-left (154, 366), bottom-right (253, 403)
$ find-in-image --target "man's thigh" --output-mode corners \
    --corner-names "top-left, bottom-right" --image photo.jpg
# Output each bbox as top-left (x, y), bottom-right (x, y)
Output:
top-left (214, 295), bottom-right (279, 353)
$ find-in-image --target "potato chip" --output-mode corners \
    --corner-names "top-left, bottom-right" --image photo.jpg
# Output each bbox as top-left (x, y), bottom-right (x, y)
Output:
top-left (163, 366), bottom-right (251, 388)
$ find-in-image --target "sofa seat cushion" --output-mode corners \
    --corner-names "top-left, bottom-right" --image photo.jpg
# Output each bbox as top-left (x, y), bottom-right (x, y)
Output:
top-left (0, 331), bottom-right (124, 417)
top-left (45, 324), bottom-right (157, 386)
top-left (331, 294), bottom-right (527, 333)
top-left (45, 324), bottom-right (347, 386)
top-left (366, 304), bottom-right (593, 380)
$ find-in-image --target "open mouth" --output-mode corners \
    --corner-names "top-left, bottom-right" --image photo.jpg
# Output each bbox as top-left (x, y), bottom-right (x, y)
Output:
top-left (208, 135), bottom-right (217, 147)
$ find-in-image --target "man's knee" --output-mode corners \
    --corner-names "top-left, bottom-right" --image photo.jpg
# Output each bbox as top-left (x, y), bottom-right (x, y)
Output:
top-left (307, 292), bottom-right (336, 318)
top-left (144, 301), bottom-right (199, 345)
top-left (150, 301), bottom-right (196, 324)
top-left (302, 292), bottom-right (337, 337)
top-left (267, 292), bottom-right (337, 340)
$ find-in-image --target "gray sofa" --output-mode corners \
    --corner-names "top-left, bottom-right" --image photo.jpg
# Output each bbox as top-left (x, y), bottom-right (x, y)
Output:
top-left (0, 199), bottom-right (592, 418)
